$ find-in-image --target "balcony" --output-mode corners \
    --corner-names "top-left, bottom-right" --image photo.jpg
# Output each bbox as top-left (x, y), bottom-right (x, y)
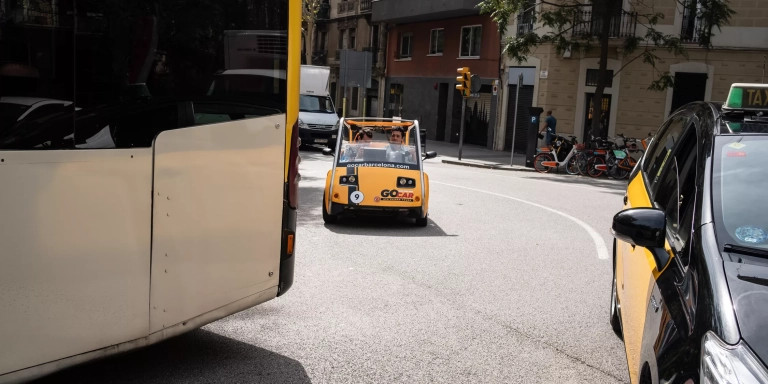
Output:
top-left (372, 0), bottom-right (482, 24)
top-left (680, 0), bottom-right (700, 43)
top-left (571, 6), bottom-right (637, 39)
top-left (337, 0), bottom-right (357, 15)
top-left (317, 3), bottom-right (330, 20)
top-left (360, 0), bottom-right (372, 13)
top-left (516, 15), bottom-right (534, 36)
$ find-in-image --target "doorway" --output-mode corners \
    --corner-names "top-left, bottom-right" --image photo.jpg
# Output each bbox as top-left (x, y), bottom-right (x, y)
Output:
top-left (583, 93), bottom-right (612, 140)
top-left (671, 72), bottom-right (707, 114)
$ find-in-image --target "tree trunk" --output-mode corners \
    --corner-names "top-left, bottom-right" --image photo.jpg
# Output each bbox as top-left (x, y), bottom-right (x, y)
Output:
top-left (590, 0), bottom-right (621, 139)
top-left (304, 21), bottom-right (314, 65)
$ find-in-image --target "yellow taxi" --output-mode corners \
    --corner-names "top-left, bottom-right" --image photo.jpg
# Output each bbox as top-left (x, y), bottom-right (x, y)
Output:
top-left (321, 118), bottom-right (437, 226)
top-left (610, 83), bottom-right (768, 383)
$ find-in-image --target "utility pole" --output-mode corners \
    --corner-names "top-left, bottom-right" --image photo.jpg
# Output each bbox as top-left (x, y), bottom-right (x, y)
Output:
top-left (510, 73), bottom-right (523, 166)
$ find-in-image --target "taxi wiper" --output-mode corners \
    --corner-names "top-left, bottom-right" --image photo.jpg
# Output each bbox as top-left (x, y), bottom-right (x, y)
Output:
top-left (723, 243), bottom-right (768, 258)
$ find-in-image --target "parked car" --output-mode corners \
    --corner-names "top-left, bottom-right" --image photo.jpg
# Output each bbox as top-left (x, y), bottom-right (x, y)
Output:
top-left (610, 83), bottom-right (768, 383)
top-left (321, 117), bottom-right (437, 226)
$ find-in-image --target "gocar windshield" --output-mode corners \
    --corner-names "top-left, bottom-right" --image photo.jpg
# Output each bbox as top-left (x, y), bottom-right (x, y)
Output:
top-left (713, 133), bottom-right (768, 251)
top-left (299, 95), bottom-right (334, 113)
top-left (336, 124), bottom-right (420, 169)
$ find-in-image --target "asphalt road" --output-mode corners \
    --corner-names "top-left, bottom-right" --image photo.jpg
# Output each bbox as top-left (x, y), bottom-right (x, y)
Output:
top-left (35, 147), bottom-right (631, 384)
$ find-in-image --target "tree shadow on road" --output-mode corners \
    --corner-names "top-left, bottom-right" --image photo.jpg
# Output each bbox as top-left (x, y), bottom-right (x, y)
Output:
top-left (32, 330), bottom-right (311, 384)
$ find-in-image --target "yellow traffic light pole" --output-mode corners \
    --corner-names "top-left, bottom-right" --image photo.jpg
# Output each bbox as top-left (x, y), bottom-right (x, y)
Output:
top-left (456, 67), bottom-right (471, 160)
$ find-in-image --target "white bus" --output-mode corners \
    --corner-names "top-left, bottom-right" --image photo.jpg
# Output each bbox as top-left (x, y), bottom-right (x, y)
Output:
top-left (0, 0), bottom-right (301, 382)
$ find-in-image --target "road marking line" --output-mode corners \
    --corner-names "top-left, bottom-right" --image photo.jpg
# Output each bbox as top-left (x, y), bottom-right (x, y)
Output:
top-left (433, 181), bottom-right (610, 260)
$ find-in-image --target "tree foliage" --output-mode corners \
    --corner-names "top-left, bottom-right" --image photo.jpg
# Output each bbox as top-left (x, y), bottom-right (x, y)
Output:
top-left (478, 0), bottom-right (734, 137)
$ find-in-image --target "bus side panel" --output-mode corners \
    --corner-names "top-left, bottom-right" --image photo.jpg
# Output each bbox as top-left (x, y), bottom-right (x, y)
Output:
top-left (0, 150), bottom-right (153, 375)
top-left (150, 115), bottom-right (285, 332)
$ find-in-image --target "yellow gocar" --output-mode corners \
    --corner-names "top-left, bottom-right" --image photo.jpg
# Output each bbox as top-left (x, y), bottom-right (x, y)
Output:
top-left (322, 118), bottom-right (437, 226)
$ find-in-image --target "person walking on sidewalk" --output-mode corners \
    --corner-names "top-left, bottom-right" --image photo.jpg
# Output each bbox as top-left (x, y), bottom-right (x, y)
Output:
top-left (540, 110), bottom-right (557, 147)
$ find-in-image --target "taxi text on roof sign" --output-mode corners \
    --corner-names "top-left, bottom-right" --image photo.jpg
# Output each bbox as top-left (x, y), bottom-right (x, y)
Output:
top-left (724, 83), bottom-right (768, 110)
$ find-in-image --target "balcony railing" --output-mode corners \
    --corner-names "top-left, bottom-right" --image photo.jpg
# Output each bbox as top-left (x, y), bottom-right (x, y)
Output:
top-left (516, 15), bottom-right (534, 36)
top-left (337, 0), bottom-right (358, 14)
top-left (571, 6), bottom-right (637, 39)
top-left (680, 0), bottom-right (701, 43)
top-left (360, 0), bottom-right (372, 13)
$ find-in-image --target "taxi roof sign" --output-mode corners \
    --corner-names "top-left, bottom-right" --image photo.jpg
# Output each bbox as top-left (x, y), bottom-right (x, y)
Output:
top-left (724, 83), bottom-right (768, 111)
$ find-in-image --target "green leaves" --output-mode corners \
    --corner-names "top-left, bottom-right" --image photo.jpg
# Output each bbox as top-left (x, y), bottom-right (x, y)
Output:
top-left (479, 0), bottom-right (733, 92)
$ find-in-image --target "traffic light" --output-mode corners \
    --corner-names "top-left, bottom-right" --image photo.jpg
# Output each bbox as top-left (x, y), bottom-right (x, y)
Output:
top-left (456, 67), bottom-right (471, 98)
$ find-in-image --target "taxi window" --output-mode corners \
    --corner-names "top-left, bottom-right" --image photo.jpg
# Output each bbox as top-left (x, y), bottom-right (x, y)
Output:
top-left (643, 114), bottom-right (691, 192)
top-left (653, 127), bottom-right (698, 261)
top-left (713, 136), bottom-right (768, 251)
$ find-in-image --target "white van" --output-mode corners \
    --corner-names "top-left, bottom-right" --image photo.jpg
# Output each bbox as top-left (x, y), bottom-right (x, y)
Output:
top-left (299, 65), bottom-right (339, 148)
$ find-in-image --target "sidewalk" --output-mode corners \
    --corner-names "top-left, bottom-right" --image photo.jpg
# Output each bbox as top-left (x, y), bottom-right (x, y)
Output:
top-left (424, 140), bottom-right (534, 172)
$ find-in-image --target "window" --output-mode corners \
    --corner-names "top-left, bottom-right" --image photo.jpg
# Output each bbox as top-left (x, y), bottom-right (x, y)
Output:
top-left (516, 0), bottom-right (536, 36)
top-left (642, 114), bottom-right (690, 191)
top-left (429, 29), bottom-right (444, 55)
top-left (586, 69), bottom-right (614, 87)
top-left (349, 28), bottom-right (356, 50)
top-left (460, 25), bottom-right (482, 57)
top-left (399, 33), bottom-right (412, 59)
top-left (338, 29), bottom-right (345, 49)
top-left (681, 0), bottom-right (702, 43)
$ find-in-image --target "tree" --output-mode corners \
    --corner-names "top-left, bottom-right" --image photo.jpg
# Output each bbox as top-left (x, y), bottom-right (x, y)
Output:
top-left (478, 0), bottom-right (734, 138)
top-left (303, 0), bottom-right (323, 65)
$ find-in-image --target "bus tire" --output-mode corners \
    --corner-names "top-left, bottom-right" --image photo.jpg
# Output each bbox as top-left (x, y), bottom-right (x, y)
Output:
top-left (415, 214), bottom-right (428, 227)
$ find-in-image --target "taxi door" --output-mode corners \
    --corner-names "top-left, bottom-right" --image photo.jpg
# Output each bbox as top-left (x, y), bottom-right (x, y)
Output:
top-left (617, 111), bottom-right (698, 383)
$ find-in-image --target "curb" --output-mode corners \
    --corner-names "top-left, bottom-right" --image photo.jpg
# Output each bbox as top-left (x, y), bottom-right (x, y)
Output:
top-left (441, 159), bottom-right (534, 172)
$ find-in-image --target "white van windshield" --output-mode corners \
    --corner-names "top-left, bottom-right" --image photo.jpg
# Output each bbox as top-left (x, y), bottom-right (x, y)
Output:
top-left (300, 95), bottom-right (334, 113)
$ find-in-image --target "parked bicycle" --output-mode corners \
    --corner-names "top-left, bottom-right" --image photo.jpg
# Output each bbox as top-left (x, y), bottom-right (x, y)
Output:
top-left (533, 135), bottom-right (579, 174)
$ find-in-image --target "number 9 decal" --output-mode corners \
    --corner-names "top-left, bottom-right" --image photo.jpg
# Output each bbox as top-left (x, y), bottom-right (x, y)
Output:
top-left (350, 191), bottom-right (364, 204)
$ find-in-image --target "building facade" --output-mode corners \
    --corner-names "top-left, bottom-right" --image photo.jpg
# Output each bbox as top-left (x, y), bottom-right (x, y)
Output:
top-left (497, 0), bottom-right (768, 151)
top-left (309, 0), bottom-right (387, 118)
top-left (373, 0), bottom-right (502, 147)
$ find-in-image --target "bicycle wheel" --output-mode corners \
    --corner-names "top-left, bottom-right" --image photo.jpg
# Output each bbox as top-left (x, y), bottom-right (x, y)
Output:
top-left (587, 156), bottom-right (605, 178)
top-left (566, 156), bottom-right (580, 175)
top-left (575, 153), bottom-right (589, 176)
top-left (613, 158), bottom-right (630, 179)
top-left (533, 153), bottom-right (555, 173)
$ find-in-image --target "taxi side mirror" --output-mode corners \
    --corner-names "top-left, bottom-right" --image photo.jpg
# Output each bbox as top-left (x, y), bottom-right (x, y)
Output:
top-left (322, 148), bottom-right (334, 156)
top-left (423, 151), bottom-right (437, 160)
top-left (611, 208), bottom-right (665, 249)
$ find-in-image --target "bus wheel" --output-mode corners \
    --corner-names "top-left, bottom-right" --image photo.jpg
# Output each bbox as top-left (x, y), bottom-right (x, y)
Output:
top-left (415, 214), bottom-right (428, 227)
top-left (322, 195), bottom-right (337, 224)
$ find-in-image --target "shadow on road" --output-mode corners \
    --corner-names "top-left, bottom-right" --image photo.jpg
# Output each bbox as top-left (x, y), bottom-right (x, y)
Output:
top-left (323, 215), bottom-right (456, 237)
top-left (520, 172), bottom-right (628, 195)
top-left (32, 330), bottom-right (311, 384)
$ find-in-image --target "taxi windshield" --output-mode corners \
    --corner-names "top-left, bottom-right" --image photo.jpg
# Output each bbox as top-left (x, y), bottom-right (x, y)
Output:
top-left (336, 123), bottom-right (420, 169)
top-left (713, 133), bottom-right (768, 251)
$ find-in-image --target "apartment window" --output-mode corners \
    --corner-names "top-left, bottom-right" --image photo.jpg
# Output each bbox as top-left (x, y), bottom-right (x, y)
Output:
top-left (460, 25), bottom-right (482, 57)
top-left (349, 28), bottom-right (356, 50)
top-left (586, 69), bottom-right (614, 87)
top-left (681, 0), bottom-right (702, 43)
top-left (399, 32), bottom-right (412, 59)
top-left (338, 29), bottom-right (345, 49)
top-left (429, 28), bottom-right (444, 55)
top-left (516, 0), bottom-right (535, 36)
